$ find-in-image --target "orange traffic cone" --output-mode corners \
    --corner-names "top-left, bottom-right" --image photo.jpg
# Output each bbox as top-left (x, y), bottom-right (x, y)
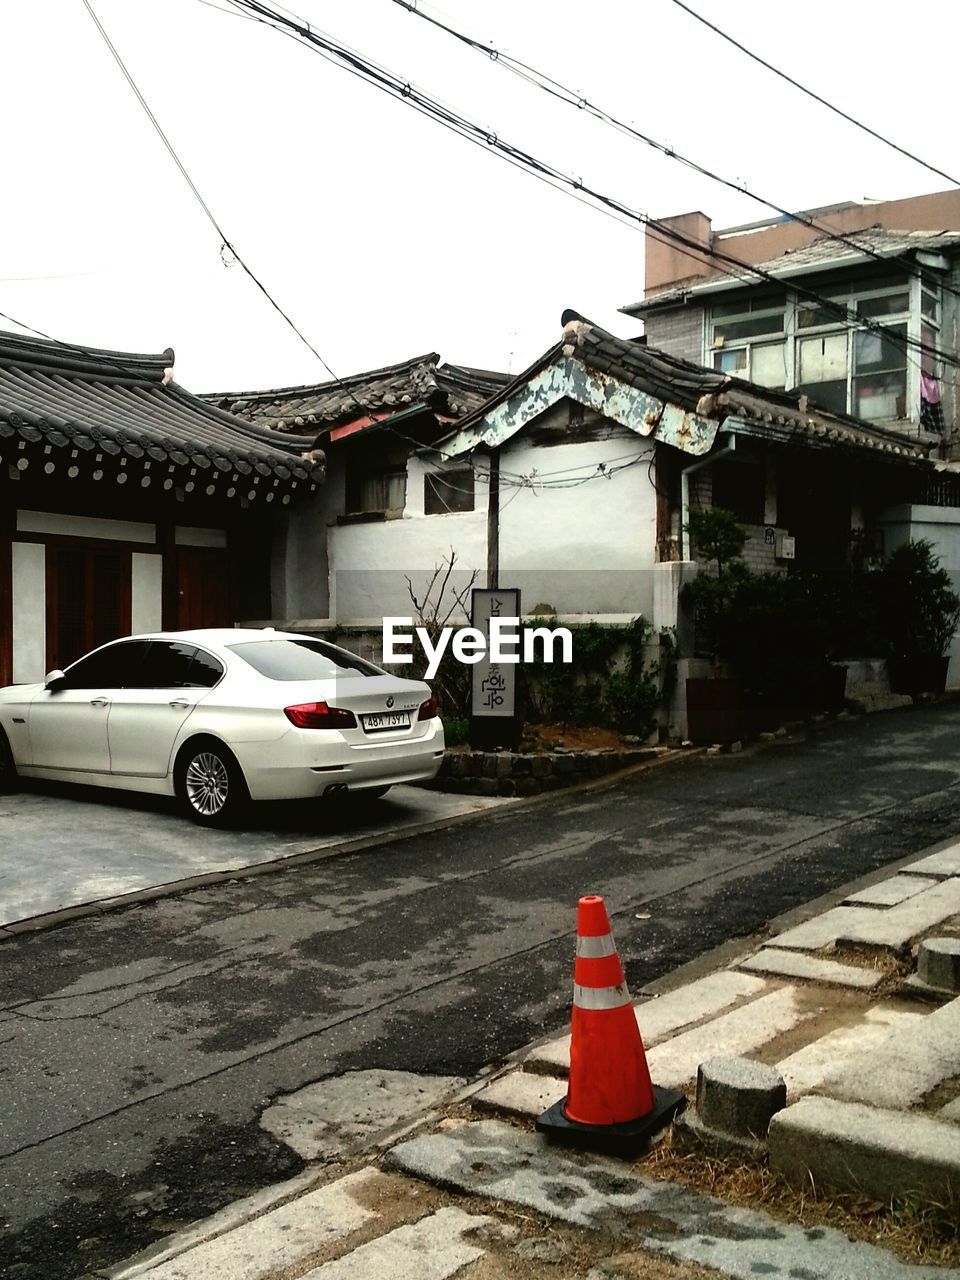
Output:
top-left (537, 894), bottom-right (685, 1154)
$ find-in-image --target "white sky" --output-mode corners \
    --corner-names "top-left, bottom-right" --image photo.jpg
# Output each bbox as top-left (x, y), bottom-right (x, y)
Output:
top-left (2, 0), bottom-right (959, 393)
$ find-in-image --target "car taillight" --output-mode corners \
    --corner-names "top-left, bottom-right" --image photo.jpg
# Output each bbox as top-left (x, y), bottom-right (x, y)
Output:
top-left (284, 701), bottom-right (357, 729)
top-left (418, 695), bottom-right (438, 721)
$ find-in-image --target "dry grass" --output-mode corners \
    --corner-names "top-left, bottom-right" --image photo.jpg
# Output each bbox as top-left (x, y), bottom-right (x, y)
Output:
top-left (641, 1131), bottom-right (960, 1267)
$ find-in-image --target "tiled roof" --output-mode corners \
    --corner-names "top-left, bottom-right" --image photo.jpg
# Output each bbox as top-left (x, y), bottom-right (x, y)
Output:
top-left (571, 318), bottom-right (931, 459)
top-left (208, 354), bottom-right (509, 432)
top-left (628, 228), bottom-right (960, 313)
top-left (446, 313), bottom-right (932, 462)
top-left (0, 331), bottom-right (323, 486)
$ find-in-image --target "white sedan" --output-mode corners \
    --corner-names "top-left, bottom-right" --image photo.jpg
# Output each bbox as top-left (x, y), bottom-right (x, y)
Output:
top-left (0, 628), bottom-right (444, 825)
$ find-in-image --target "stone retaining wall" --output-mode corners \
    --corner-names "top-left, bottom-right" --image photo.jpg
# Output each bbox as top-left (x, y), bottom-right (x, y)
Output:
top-left (420, 747), bottom-right (661, 797)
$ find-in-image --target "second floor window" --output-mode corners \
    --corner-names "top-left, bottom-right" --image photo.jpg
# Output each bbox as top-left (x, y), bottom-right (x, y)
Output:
top-left (708, 272), bottom-right (942, 429)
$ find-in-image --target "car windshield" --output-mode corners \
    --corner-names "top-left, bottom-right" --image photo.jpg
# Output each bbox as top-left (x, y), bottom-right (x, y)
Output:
top-left (227, 638), bottom-right (384, 680)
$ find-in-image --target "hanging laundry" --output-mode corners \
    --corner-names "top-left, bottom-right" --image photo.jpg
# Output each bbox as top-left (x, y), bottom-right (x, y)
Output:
top-left (920, 372), bottom-right (945, 432)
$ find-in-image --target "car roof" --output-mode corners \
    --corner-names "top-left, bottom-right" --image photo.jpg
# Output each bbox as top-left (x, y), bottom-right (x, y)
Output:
top-left (116, 628), bottom-right (318, 650)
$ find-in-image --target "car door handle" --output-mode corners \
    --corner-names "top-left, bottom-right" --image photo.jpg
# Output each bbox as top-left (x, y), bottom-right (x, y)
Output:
top-left (89, 697), bottom-right (109, 708)
top-left (169, 698), bottom-right (190, 709)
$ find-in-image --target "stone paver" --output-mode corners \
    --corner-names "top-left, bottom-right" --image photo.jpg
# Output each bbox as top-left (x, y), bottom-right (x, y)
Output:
top-left (837, 878), bottom-right (960, 949)
top-left (769, 1096), bottom-right (960, 1205)
top-left (818, 995), bottom-right (960, 1109)
top-left (386, 1119), bottom-right (956, 1279)
top-left (767, 878), bottom-right (960, 954)
top-left (764, 906), bottom-right (877, 952)
top-left (473, 1071), bottom-right (565, 1119)
top-left (905, 845), bottom-right (960, 879)
top-left (775, 1007), bottom-right (927, 1100)
top-left (302, 1207), bottom-right (490, 1280)
top-left (260, 1070), bottom-right (466, 1160)
top-left (843, 874), bottom-right (932, 908)
top-left (737, 947), bottom-right (883, 989)
top-left (523, 971), bottom-right (768, 1077)
top-left (111, 1169), bottom-right (378, 1279)
top-left (646, 986), bottom-right (821, 1089)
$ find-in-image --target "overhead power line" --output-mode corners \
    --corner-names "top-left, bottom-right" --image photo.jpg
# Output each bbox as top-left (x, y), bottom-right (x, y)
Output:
top-left (669, 0), bottom-right (960, 190)
top-left (389, 0), bottom-right (960, 313)
top-left (221, 0), bottom-right (960, 379)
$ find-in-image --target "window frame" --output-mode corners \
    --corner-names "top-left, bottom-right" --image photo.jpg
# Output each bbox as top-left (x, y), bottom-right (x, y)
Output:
top-left (423, 466), bottom-right (476, 515)
top-left (705, 272), bottom-right (942, 428)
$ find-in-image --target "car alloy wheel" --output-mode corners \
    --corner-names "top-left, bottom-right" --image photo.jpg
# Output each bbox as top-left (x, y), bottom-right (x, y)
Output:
top-left (176, 738), bottom-right (247, 826)
top-left (185, 751), bottom-right (230, 818)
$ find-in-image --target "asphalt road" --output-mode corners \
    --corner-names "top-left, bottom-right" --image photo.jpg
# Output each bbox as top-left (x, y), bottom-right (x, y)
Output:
top-left (5, 703), bottom-right (960, 1279)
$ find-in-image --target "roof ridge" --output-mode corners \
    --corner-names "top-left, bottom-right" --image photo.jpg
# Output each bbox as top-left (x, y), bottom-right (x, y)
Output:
top-left (204, 351), bottom-right (443, 403)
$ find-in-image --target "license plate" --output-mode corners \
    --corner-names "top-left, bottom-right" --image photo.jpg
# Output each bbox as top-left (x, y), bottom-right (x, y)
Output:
top-left (361, 711), bottom-right (411, 732)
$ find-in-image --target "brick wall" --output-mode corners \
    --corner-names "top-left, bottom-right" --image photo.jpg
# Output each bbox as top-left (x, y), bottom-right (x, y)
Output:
top-left (643, 306), bottom-right (705, 364)
top-left (742, 525), bottom-right (788, 575)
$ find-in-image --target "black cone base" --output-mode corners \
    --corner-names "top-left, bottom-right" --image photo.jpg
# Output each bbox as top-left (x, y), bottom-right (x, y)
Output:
top-left (536, 1086), bottom-right (686, 1157)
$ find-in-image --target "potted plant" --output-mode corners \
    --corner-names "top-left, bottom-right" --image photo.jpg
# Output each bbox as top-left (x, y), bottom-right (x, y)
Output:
top-left (879, 540), bottom-right (960, 697)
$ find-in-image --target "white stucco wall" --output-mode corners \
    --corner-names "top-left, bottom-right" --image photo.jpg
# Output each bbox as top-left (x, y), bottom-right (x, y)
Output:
top-left (12, 542), bottom-right (46, 683)
top-left (496, 433), bottom-right (657, 617)
top-left (131, 553), bottom-right (163, 633)
top-left (325, 424), bottom-right (658, 624)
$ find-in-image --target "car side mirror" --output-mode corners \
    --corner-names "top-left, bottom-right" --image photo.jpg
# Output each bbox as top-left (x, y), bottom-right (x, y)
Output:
top-left (44, 670), bottom-right (66, 691)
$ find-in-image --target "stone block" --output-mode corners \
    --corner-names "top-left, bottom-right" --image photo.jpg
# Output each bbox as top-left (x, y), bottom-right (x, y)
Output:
top-left (497, 778), bottom-right (516, 798)
top-left (482, 753), bottom-right (498, 778)
top-left (818, 996), bottom-right (960, 1109)
top-left (531, 756), bottom-right (552, 778)
top-left (917, 937), bottom-right (960, 993)
top-left (472, 1070), bottom-right (566, 1120)
top-left (554, 756), bottom-right (575, 775)
top-left (496, 753), bottom-right (513, 779)
top-left (843, 874), bottom-right (931, 908)
top-left (511, 755), bottom-right (533, 776)
top-left (738, 948), bottom-right (883, 989)
top-left (906, 845), bottom-right (960, 878)
top-left (769, 1096), bottom-right (960, 1205)
top-left (515, 778), bottom-right (541, 797)
top-left (696, 1056), bottom-right (786, 1140)
top-left (475, 779), bottom-right (498, 797)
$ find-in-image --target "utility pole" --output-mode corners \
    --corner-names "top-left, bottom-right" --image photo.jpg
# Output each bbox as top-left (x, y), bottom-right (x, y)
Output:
top-left (486, 447), bottom-right (499, 589)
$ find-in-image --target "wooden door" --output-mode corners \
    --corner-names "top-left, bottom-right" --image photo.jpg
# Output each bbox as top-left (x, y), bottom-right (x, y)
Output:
top-left (46, 544), bottom-right (132, 670)
top-left (175, 547), bottom-right (231, 629)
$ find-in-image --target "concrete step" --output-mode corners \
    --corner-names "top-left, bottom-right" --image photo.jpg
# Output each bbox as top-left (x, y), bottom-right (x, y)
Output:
top-left (769, 1096), bottom-right (960, 1206)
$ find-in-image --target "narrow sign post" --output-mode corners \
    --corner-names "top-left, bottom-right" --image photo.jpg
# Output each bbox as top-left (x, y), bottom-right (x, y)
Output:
top-left (469, 586), bottom-right (522, 750)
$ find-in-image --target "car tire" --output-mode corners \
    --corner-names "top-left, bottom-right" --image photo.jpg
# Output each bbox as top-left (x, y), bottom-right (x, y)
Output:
top-left (363, 785), bottom-right (392, 799)
top-left (175, 737), bottom-right (248, 827)
top-left (0, 728), bottom-right (19, 794)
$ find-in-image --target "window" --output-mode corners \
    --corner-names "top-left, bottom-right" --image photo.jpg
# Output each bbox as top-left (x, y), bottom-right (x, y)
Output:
top-left (708, 272), bottom-right (940, 427)
top-left (228, 638), bottom-right (383, 680)
top-left (356, 471), bottom-right (406, 514)
top-left (129, 641), bottom-right (224, 689)
top-left (58, 639), bottom-right (149, 690)
top-left (710, 292), bottom-right (786, 388)
top-left (424, 468), bottom-right (475, 514)
top-left (711, 465), bottom-right (765, 525)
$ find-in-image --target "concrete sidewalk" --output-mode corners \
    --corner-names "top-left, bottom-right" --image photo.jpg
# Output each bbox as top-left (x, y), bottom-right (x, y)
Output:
top-left (94, 838), bottom-right (960, 1280)
top-left (0, 784), bottom-right (507, 930)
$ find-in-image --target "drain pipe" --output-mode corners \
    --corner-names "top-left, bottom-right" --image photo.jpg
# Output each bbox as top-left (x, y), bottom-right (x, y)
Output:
top-left (681, 433), bottom-right (736, 560)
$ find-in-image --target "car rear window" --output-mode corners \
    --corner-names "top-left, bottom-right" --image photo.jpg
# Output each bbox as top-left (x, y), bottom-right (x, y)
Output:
top-left (227, 638), bottom-right (383, 681)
